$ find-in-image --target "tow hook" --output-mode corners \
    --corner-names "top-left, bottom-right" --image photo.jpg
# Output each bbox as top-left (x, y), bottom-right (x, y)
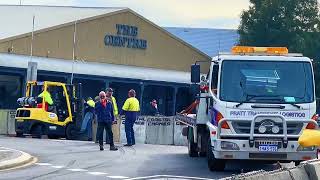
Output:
top-left (249, 139), bottom-right (254, 147)
top-left (283, 140), bottom-right (288, 148)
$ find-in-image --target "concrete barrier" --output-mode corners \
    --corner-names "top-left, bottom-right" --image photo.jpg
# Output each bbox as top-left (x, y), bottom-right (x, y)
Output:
top-left (304, 160), bottom-right (320, 180)
top-left (221, 159), bottom-right (320, 180)
top-left (120, 116), bottom-right (146, 144)
top-left (145, 116), bottom-right (174, 145)
top-left (222, 169), bottom-right (292, 180)
top-left (173, 121), bottom-right (187, 146)
top-left (289, 165), bottom-right (309, 180)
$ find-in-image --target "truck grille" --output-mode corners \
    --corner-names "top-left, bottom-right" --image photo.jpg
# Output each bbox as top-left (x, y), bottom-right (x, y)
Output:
top-left (16, 110), bottom-right (30, 118)
top-left (232, 121), bottom-right (303, 135)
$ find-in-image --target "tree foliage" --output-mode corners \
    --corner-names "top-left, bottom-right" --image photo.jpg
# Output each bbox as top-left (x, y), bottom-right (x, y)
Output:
top-left (238, 0), bottom-right (320, 59)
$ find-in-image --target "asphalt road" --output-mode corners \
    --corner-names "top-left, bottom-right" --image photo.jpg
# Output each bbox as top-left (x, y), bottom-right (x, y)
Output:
top-left (0, 136), bottom-right (291, 180)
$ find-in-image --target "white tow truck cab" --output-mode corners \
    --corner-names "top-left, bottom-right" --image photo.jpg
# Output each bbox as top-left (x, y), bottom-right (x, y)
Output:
top-left (177, 46), bottom-right (318, 171)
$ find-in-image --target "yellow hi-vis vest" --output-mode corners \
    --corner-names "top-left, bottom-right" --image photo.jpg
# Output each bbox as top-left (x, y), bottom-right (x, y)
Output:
top-left (38, 91), bottom-right (53, 105)
top-left (111, 96), bottom-right (118, 116)
top-left (87, 99), bottom-right (95, 108)
top-left (122, 97), bottom-right (140, 112)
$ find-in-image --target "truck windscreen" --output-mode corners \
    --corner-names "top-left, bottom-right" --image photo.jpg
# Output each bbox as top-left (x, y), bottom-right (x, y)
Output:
top-left (219, 60), bottom-right (314, 104)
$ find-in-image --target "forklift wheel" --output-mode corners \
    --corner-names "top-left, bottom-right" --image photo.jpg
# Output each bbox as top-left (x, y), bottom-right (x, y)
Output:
top-left (66, 123), bottom-right (77, 140)
top-left (31, 125), bottom-right (43, 139)
top-left (48, 135), bottom-right (60, 139)
top-left (16, 132), bottom-right (24, 137)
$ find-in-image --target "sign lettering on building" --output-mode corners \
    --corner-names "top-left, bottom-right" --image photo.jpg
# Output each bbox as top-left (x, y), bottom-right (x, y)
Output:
top-left (104, 24), bottom-right (148, 50)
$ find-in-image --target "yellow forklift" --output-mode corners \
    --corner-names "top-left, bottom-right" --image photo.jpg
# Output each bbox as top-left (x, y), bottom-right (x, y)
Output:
top-left (15, 81), bottom-right (84, 140)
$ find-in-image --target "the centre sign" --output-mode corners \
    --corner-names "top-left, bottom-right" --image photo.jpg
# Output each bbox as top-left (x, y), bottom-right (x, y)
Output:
top-left (104, 24), bottom-right (148, 50)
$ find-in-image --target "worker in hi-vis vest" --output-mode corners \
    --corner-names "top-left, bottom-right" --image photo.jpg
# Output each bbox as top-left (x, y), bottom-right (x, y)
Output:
top-left (121, 89), bottom-right (140, 146)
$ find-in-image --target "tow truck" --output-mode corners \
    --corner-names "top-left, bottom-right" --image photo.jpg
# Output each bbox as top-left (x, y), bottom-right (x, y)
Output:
top-left (176, 46), bottom-right (318, 171)
top-left (15, 81), bottom-right (84, 140)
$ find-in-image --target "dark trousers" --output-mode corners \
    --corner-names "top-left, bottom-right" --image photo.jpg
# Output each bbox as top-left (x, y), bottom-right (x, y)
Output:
top-left (125, 115), bottom-right (136, 145)
top-left (97, 122), bottom-right (114, 147)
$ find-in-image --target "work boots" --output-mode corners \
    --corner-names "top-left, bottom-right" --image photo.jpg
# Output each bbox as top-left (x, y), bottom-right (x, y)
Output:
top-left (110, 146), bottom-right (118, 151)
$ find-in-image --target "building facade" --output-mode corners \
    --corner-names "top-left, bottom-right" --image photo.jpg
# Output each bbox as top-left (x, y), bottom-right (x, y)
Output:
top-left (0, 5), bottom-right (214, 115)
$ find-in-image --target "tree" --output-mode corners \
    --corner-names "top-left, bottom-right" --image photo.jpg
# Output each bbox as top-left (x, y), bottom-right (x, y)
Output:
top-left (238, 0), bottom-right (320, 59)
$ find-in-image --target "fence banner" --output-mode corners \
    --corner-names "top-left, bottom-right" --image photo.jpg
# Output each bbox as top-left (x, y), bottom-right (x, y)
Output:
top-left (174, 120), bottom-right (188, 146)
top-left (145, 116), bottom-right (174, 145)
top-left (120, 116), bottom-right (147, 144)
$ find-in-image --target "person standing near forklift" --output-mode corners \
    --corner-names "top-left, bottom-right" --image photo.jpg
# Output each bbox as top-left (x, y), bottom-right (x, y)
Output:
top-left (122, 89), bottom-right (140, 146)
top-left (104, 88), bottom-right (119, 144)
top-left (95, 91), bottom-right (118, 151)
top-left (80, 97), bottom-right (95, 141)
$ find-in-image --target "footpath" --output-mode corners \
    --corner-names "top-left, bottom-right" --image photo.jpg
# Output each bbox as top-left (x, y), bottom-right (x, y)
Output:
top-left (0, 147), bottom-right (35, 171)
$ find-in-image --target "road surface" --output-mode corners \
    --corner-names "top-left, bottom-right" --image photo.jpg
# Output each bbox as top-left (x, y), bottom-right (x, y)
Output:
top-left (0, 136), bottom-right (289, 180)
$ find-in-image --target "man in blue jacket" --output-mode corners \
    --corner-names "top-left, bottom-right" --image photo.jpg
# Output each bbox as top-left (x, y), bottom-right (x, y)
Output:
top-left (95, 91), bottom-right (118, 151)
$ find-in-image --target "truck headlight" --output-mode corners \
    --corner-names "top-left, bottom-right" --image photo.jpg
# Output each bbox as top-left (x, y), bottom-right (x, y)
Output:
top-left (297, 145), bottom-right (315, 151)
top-left (221, 141), bottom-right (240, 150)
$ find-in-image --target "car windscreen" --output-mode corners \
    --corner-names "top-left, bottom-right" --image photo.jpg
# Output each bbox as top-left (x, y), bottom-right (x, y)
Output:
top-left (219, 60), bottom-right (314, 104)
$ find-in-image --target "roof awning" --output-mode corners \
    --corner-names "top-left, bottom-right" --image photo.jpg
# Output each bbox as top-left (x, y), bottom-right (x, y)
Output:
top-left (0, 53), bottom-right (190, 84)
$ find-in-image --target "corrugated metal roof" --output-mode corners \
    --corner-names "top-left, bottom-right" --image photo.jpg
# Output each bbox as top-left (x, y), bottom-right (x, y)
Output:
top-left (0, 5), bottom-right (124, 40)
top-left (164, 27), bottom-right (239, 57)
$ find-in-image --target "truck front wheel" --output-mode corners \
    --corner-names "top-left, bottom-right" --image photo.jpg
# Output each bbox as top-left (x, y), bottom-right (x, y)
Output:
top-left (207, 137), bottom-right (226, 171)
top-left (188, 127), bottom-right (198, 157)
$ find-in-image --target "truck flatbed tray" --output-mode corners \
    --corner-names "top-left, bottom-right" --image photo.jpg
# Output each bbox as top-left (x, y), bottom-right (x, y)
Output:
top-left (175, 113), bottom-right (197, 127)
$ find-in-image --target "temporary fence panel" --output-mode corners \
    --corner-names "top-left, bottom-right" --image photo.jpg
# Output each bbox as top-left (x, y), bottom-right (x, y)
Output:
top-left (173, 120), bottom-right (188, 146)
top-left (145, 116), bottom-right (174, 145)
top-left (120, 116), bottom-right (146, 144)
top-left (112, 116), bottom-right (121, 143)
top-left (0, 110), bottom-right (8, 135)
top-left (7, 110), bottom-right (16, 135)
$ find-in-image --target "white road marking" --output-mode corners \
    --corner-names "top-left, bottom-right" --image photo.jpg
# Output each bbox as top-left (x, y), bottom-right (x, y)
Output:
top-left (107, 176), bottom-right (129, 179)
top-left (51, 166), bottom-right (65, 169)
top-left (87, 172), bottom-right (109, 175)
top-left (0, 150), bottom-right (12, 152)
top-left (35, 163), bottom-right (52, 166)
top-left (126, 175), bottom-right (214, 180)
top-left (67, 168), bottom-right (88, 172)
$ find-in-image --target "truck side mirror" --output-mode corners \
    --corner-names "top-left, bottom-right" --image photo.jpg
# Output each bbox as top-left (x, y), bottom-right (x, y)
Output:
top-left (190, 84), bottom-right (200, 98)
top-left (191, 64), bottom-right (200, 83)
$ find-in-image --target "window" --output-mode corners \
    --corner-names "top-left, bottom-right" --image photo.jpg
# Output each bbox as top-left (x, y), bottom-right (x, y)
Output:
top-left (0, 74), bottom-right (23, 109)
top-left (211, 65), bottom-right (219, 95)
top-left (220, 60), bottom-right (314, 104)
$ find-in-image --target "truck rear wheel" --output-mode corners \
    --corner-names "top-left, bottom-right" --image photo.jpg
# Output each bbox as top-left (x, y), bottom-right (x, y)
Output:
top-left (188, 127), bottom-right (198, 157)
top-left (207, 138), bottom-right (225, 171)
top-left (66, 123), bottom-right (77, 140)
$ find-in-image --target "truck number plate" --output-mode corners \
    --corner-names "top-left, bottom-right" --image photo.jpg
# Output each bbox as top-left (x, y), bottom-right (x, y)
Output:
top-left (259, 145), bottom-right (278, 152)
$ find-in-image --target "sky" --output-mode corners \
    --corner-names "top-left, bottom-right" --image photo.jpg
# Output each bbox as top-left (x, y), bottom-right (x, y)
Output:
top-left (0, 0), bottom-right (250, 29)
